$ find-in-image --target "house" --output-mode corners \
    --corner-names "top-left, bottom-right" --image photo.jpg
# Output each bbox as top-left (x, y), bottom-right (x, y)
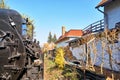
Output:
top-left (96, 0), bottom-right (120, 69)
top-left (66, 0), bottom-right (120, 79)
top-left (96, 0), bottom-right (120, 29)
top-left (55, 26), bottom-right (83, 47)
top-left (68, 0), bottom-right (120, 69)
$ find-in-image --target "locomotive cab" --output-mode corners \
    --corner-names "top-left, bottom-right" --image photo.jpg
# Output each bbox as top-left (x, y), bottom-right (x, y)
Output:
top-left (22, 18), bottom-right (27, 38)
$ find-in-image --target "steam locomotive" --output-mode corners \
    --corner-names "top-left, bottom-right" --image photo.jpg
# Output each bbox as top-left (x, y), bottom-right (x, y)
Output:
top-left (0, 9), bottom-right (43, 80)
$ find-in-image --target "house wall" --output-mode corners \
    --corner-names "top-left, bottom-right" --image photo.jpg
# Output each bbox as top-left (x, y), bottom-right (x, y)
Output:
top-left (56, 41), bottom-right (68, 47)
top-left (56, 38), bottom-right (77, 48)
top-left (104, 0), bottom-right (120, 29)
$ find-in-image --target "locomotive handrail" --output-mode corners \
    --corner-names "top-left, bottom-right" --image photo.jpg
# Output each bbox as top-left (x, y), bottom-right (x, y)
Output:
top-left (25, 45), bottom-right (38, 59)
top-left (0, 30), bottom-right (6, 38)
top-left (8, 53), bottom-right (21, 60)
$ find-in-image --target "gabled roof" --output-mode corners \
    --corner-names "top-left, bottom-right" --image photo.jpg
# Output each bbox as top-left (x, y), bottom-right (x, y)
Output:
top-left (56, 29), bottom-right (83, 43)
top-left (96, 0), bottom-right (113, 8)
top-left (66, 30), bottom-right (83, 37)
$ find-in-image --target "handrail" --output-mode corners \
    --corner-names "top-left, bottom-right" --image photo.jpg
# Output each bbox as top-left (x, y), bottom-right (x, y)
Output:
top-left (83, 19), bottom-right (104, 35)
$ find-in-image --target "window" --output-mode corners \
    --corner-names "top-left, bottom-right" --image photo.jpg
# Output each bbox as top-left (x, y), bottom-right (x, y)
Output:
top-left (22, 24), bottom-right (27, 36)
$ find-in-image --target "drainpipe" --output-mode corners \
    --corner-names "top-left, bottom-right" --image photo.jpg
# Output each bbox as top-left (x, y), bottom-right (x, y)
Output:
top-left (96, 7), bottom-right (108, 30)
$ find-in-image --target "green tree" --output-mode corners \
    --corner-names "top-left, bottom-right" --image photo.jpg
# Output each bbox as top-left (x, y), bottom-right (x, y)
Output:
top-left (22, 15), bottom-right (35, 39)
top-left (47, 32), bottom-right (52, 43)
top-left (52, 34), bottom-right (57, 43)
top-left (0, 0), bottom-right (9, 9)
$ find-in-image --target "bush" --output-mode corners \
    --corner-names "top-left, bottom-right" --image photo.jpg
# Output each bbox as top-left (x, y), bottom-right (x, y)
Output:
top-left (55, 47), bottom-right (65, 69)
top-left (62, 65), bottom-right (80, 80)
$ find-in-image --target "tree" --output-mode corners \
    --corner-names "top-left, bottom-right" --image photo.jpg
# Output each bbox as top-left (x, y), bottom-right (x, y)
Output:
top-left (0, 0), bottom-right (9, 9)
top-left (52, 34), bottom-right (57, 43)
top-left (22, 15), bottom-right (35, 40)
top-left (47, 32), bottom-right (52, 43)
top-left (47, 32), bottom-right (57, 43)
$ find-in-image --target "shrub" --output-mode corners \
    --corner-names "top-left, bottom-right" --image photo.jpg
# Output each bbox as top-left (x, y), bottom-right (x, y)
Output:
top-left (55, 47), bottom-right (65, 69)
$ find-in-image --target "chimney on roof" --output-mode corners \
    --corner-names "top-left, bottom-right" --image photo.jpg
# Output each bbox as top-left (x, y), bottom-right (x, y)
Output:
top-left (62, 26), bottom-right (66, 36)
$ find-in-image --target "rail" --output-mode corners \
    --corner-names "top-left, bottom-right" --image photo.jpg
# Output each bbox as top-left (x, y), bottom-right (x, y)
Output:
top-left (76, 68), bottom-right (106, 80)
top-left (66, 63), bottom-right (106, 80)
top-left (83, 19), bottom-right (104, 35)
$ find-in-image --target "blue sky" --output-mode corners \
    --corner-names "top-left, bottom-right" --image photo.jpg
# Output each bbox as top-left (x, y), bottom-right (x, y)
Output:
top-left (6, 0), bottom-right (103, 45)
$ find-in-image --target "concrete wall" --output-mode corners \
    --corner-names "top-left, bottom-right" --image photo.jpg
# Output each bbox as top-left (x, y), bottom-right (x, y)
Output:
top-left (70, 34), bottom-right (120, 71)
top-left (104, 0), bottom-right (120, 29)
top-left (70, 44), bottom-right (86, 60)
top-left (87, 38), bottom-right (120, 71)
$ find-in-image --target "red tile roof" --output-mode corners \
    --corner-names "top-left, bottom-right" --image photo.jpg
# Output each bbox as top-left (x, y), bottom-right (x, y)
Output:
top-left (66, 30), bottom-right (83, 37)
top-left (96, 0), bottom-right (113, 8)
top-left (56, 30), bottom-right (83, 43)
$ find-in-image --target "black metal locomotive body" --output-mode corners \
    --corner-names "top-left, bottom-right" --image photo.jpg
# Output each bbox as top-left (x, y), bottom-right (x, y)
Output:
top-left (0, 9), bottom-right (43, 80)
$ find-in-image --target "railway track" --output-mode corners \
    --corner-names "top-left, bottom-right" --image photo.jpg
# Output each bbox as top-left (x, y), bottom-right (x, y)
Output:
top-left (76, 68), bottom-right (105, 80)
top-left (67, 61), bottom-right (106, 80)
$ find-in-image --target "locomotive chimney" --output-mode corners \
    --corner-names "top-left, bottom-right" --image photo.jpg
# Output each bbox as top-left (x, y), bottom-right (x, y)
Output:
top-left (62, 26), bottom-right (66, 36)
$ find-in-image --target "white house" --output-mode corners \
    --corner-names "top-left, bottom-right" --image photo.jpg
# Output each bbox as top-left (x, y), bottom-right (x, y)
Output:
top-left (96, 0), bottom-right (120, 29)
top-left (56, 26), bottom-right (83, 47)
top-left (68, 0), bottom-right (120, 72)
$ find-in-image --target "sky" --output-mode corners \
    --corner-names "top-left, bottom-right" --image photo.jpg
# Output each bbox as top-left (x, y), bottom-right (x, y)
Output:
top-left (6, 0), bottom-right (103, 45)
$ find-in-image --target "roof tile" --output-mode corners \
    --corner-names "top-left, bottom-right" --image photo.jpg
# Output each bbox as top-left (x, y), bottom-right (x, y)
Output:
top-left (56, 30), bottom-right (83, 43)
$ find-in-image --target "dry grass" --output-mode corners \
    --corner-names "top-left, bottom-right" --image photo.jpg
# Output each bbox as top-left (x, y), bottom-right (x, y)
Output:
top-left (44, 55), bottom-right (63, 80)
top-left (44, 54), bottom-right (80, 80)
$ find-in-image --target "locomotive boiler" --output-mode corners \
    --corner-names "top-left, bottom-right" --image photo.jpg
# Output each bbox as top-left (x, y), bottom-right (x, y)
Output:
top-left (0, 9), bottom-right (43, 80)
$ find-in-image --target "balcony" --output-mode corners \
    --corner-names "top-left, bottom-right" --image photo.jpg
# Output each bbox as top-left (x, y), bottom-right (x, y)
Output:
top-left (83, 19), bottom-right (104, 35)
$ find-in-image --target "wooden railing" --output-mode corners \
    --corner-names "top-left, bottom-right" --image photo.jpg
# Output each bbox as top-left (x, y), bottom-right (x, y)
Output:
top-left (83, 19), bottom-right (104, 35)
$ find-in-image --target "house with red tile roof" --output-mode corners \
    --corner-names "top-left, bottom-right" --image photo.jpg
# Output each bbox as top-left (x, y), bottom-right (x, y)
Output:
top-left (56, 26), bottom-right (83, 47)
top-left (65, 1), bottom-right (120, 79)
top-left (96, 0), bottom-right (120, 29)
top-left (96, 0), bottom-right (120, 70)
top-left (58, 0), bottom-right (120, 78)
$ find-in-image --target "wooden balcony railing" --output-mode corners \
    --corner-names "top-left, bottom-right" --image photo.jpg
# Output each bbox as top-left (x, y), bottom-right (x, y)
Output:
top-left (83, 19), bottom-right (104, 35)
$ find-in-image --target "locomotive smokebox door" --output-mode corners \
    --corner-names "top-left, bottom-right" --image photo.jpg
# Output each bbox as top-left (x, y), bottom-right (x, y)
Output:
top-left (0, 9), bottom-right (26, 80)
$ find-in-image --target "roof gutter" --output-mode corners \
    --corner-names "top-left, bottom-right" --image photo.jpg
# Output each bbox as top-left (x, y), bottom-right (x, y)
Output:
top-left (96, 7), bottom-right (108, 29)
